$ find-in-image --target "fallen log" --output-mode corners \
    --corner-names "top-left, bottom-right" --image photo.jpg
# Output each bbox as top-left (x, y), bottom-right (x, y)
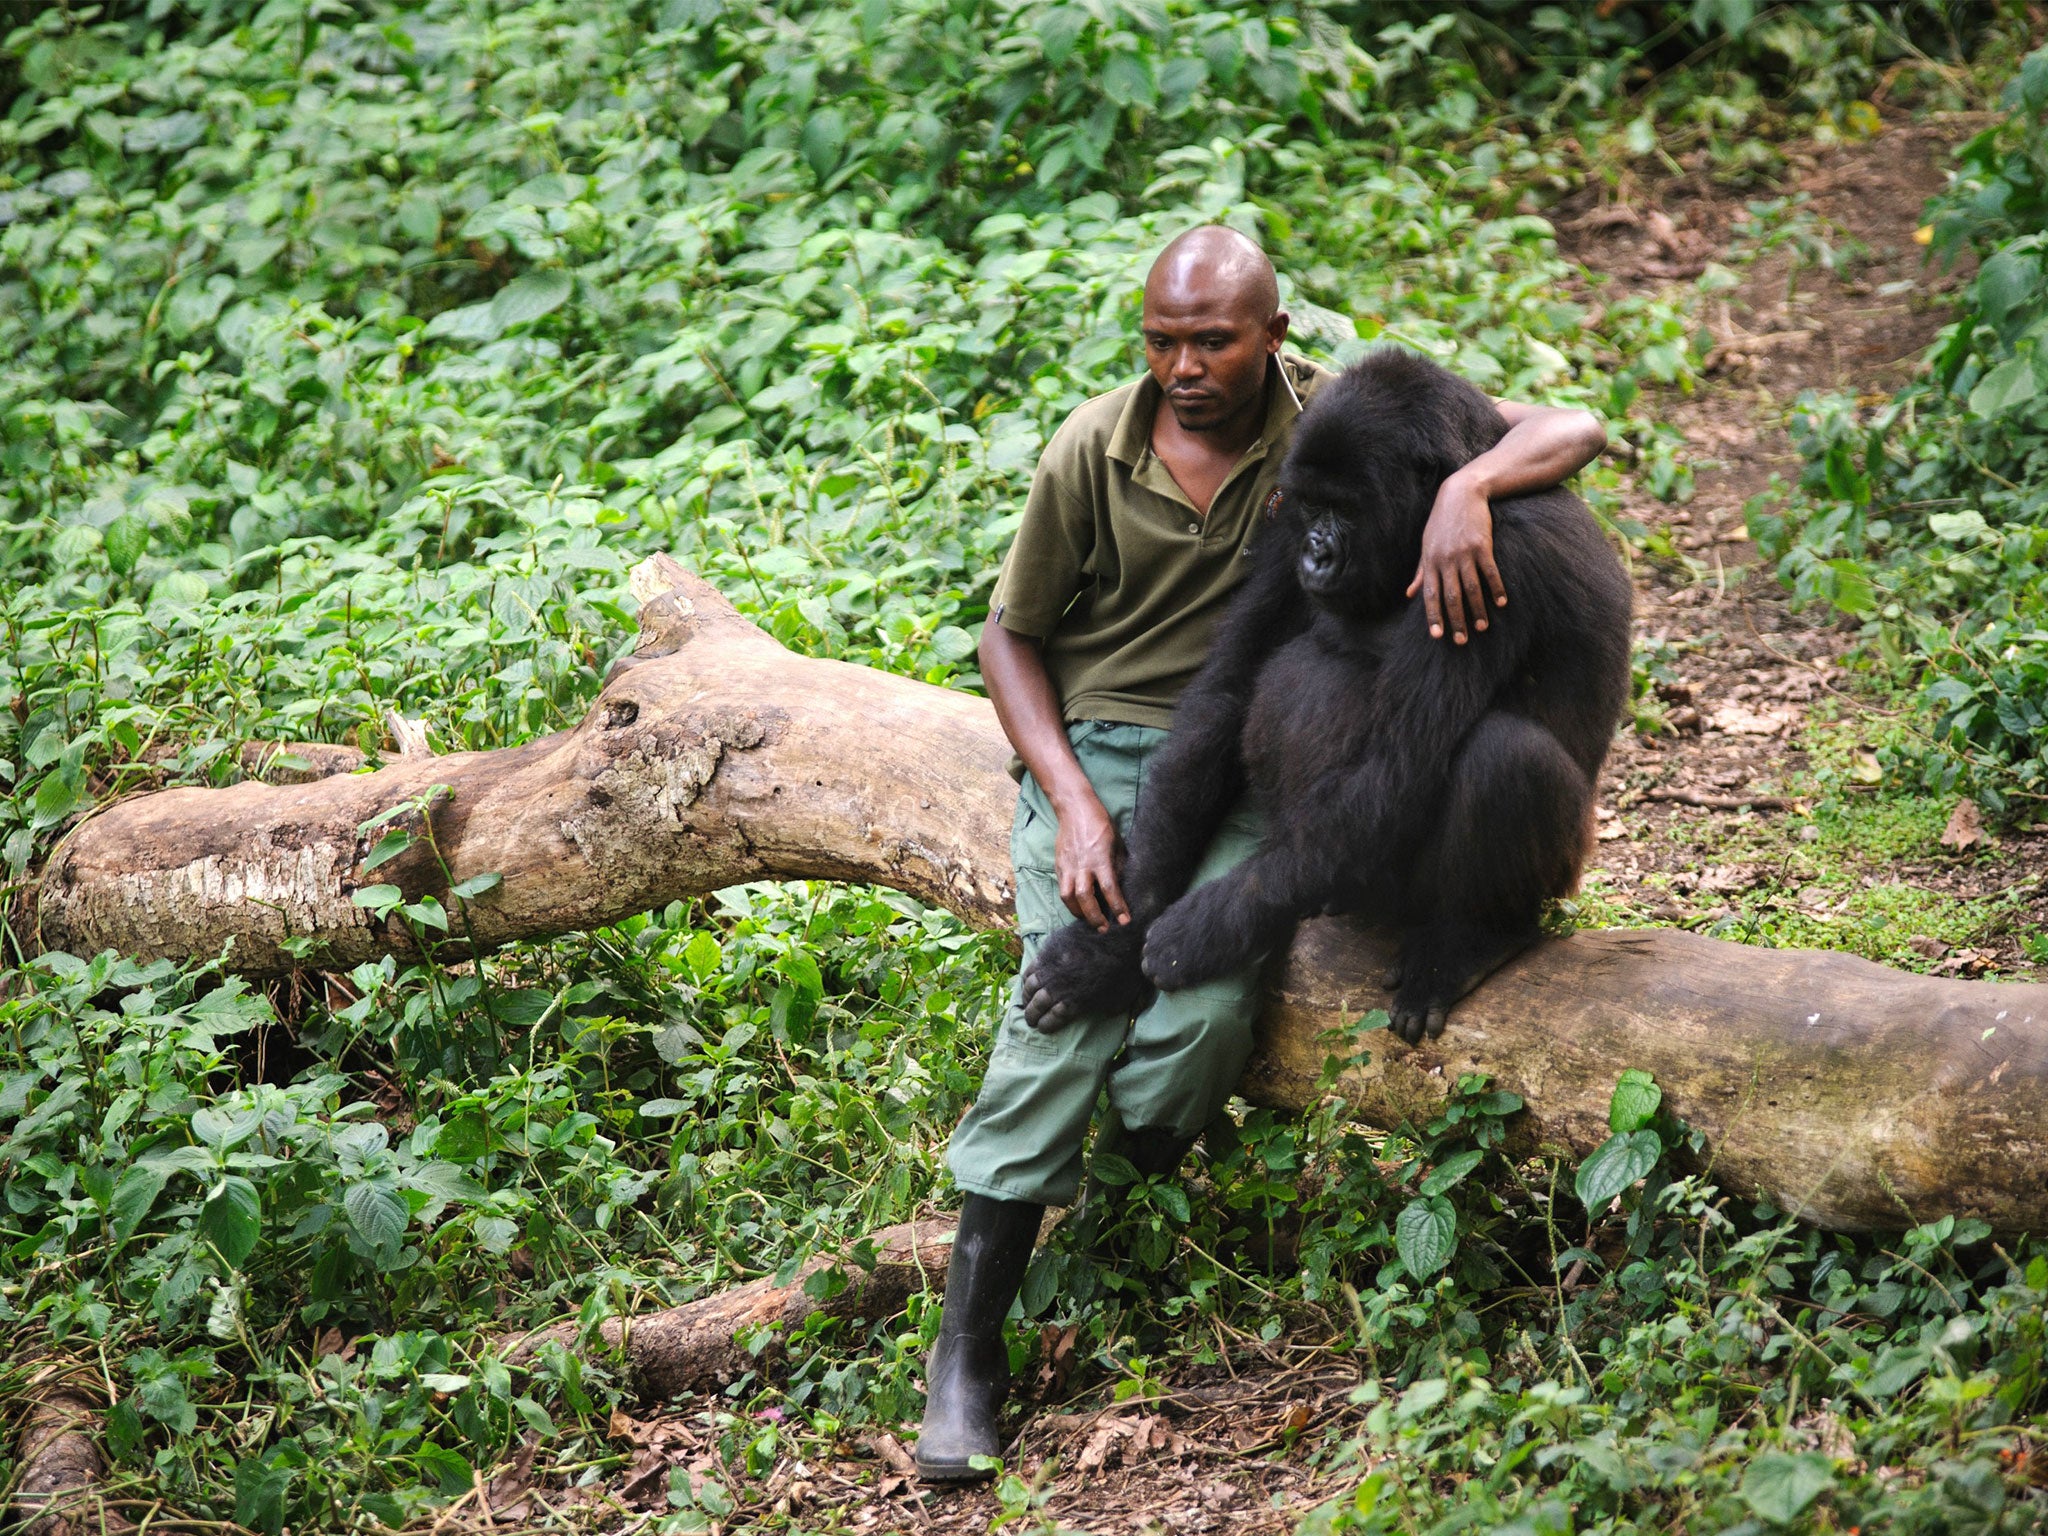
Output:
top-left (504, 1216), bottom-right (964, 1399)
top-left (33, 555), bottom-right (2048, 1232)
top-left (9, 1372), bottom-right (119, 1536)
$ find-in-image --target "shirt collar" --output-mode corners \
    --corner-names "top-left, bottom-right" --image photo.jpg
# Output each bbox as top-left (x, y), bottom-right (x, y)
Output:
top-left (1106, 353), bottom-right (1308, 470)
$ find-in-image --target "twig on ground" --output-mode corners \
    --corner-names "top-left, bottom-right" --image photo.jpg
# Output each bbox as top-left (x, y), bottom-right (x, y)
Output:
top-left (1641, 786), bottom-right (1806, 811)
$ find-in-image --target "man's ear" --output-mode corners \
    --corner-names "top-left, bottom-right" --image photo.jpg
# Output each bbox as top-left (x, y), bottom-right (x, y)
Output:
top-left (1267, 310), bottom-right (1290, 352)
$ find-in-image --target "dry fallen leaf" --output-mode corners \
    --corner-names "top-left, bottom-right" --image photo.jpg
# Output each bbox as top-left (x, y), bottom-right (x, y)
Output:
top-left (1850, 750), bottom-right (1884, 785)
top-left (864, 1432), bottom-right (919, 1481)
top-left (1709, 702), bottom-right (1798, 737)
top-left (1940, 798), bottom-right (1987, 853)
top-left (312, 1327), bottom-right (352, 1361)
top-left (1079, 1414), bottom-right (1135, 1471)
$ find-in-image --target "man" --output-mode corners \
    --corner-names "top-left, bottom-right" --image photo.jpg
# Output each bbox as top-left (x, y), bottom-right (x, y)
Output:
top-left (913, 227), bottom-right (1608, 1482)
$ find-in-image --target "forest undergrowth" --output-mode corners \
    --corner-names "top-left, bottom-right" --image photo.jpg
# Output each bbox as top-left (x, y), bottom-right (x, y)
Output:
top-left (5, 3), bottom-right (2048, 1533)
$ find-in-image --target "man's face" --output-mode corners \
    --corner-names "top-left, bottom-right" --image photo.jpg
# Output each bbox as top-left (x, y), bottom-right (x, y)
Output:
top-left (1140, 286), bottom-right (1286, 434)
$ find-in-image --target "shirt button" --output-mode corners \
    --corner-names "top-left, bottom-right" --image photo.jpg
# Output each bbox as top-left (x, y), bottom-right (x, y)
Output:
top-left (1187, 523), bottom-right (1198, 534)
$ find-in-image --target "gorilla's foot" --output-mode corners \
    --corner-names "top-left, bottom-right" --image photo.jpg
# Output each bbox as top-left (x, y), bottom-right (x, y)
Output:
top-left (1139, 882), bottom-right (1248, 991)
top-left (1020, 920), bottom-right (1151, 1032)
top-left (1389, 923), bottom-right (1541, 1044)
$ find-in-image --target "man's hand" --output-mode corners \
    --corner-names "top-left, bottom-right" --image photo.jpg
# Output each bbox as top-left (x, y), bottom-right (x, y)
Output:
top-left (1407, 466), bottom-right (1504, 646)
top-left (1053, 790), bottom-right (1130, 932)
top-left (1407, 399), bottom-right (1607, 643)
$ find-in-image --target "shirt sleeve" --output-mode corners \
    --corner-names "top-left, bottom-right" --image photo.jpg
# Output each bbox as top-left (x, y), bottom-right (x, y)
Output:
top-left (988, 441), bottom-right (1094, 639)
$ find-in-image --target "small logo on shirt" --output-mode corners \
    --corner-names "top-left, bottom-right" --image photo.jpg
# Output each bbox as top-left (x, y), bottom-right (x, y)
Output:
top-left (1262, 488), bottom-right (1284, 522)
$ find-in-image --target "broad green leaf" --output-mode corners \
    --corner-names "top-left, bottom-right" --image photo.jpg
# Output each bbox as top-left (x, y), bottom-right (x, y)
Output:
top-left (1969, 357), bottom-right (2039, 417)
top-left (2021, 48), bottom-right (2048, 114)
top-left (683, 930), bottom-right (722, 981)
top-left (1395, 1195), bottom-right (1457, 1277)
top-left (1824, 558), bottom-right (1876, 617)
top-left (434, 1114), bottom-right (489, 1160)
top-left (362, 828), bottom-right (413, 871)
top-left (1040, 5), bottom-right (1089, 63)
top-left (1091, 1153), bottom-right (1139, 1188)
top-left (449, 871), bottom-right (503, 900)
top-left (1574, 1129), bottom-right (1661, 1212)
top-left (1927, 509), bottom-right (1990, 543)
top-left (198, 1176), bottom-right (261, 1268)
top-left (1975, 246), bottom-right (2042, 335)
top-left (344, 1181), bottom-right (409, 1252)
top-left (31, 773), bottom-right (83, 833)
top-left (105, 513), bottom-right (150, 576)
top-left (1740, 1452), bottom-right (1835, 1524)
top-left (638, 1098), bottom-right (687, 1118)
top-left (777, 947), bottom-right (823, 1000)
top-left (1100, 52), bottom-right (1158, 109)
top-left (396, 194), bottom-right (441, 244)
top-left (192, 1105), bottom-right (261, 1151)
top-left (351, 884), bottom-right (402, 911)
top-left (408, 1162), bottom-right (485, 1203)
top-left (1607, 1069), bottom-right (1662, 1133)
top-left (108, 1162), bottom-right (168, 1242)
top-left (1862, 1344), bottom-right (1930, 1397)
top-left (488, 270), bottom-right (573, 332)
top-left (800, 108), bottom-right (848, 179)
top-left (400, 896), bottom-right (449, 931)
top-left (1419, 1149), bottom-right (1484, 1196)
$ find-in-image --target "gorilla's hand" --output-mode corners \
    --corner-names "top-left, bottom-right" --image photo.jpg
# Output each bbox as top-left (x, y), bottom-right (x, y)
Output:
top-left (1020, 920), bottom-right (1151, 1033)
top-left (1140, 881), bottom-right (1247, 992)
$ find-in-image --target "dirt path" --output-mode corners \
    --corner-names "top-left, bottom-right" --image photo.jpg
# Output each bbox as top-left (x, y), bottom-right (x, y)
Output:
top-left (1557, 116), bottom-right (2048, 978)
top-left (570, 119), bottom-right (2040, 1536)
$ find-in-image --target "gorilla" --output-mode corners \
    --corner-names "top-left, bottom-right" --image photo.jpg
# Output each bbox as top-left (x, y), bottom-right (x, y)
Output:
top-left (1018, 347), bottom-right (1633, 1045)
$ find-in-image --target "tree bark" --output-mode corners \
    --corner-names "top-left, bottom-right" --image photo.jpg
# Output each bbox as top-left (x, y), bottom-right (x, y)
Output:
top-left (9, 1374), bottom-right (119, 1536)
top-left (34, 556), bottom-right (2048, 1233)
top-left (502, 1216), bottom-right (966, 1400)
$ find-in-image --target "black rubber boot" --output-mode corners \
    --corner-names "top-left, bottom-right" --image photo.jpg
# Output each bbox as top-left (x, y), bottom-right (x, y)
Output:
top-left (1120, 1123), bottom-right (1200, 1180)
top-left (914, 1194), bottom-right (1043, 1482)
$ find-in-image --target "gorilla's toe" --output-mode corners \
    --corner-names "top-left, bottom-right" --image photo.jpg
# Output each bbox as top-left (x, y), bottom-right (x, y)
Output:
top-left (1026, 994), bottom-right (1072, 1033)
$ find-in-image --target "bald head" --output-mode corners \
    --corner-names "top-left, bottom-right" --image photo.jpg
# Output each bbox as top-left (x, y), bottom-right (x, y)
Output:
top-left (1145, 226), bottom-right (1280, 323)
top-left (1139, 226), bottom-right (1288, 439)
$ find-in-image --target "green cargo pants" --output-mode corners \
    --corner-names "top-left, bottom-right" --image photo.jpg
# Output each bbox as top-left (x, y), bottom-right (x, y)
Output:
top-left (947, 720), bottom-right (1267, 1208)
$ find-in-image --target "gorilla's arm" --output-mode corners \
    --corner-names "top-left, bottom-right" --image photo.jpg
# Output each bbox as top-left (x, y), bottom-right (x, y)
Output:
top-left (1017, 529), bottom-right (1308, 1031)
top-left (1141, 574), bottom-right (1542, 990)
top-left (1117, 533), bottom-right (1310, 914)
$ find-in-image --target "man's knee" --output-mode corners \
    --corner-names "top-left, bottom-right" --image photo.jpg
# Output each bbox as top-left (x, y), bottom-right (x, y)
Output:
top-left (1108, 974), bottom-right (1261, 1134)
top-left (947, 1010), bottom-right (1121, 1208)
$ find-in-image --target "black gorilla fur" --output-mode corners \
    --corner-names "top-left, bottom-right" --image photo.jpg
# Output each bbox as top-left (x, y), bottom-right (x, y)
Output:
top-left (1019, 347), bottom-right (1633, 1045)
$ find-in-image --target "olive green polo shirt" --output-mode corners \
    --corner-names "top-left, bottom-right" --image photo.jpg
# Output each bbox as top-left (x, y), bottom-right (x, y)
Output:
top-left (990, 352), bottom-right (1331, 729)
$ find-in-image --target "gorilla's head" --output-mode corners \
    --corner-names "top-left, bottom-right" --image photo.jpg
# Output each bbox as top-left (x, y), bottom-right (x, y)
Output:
top-left (1278, 348), bottom-right (1509, 619)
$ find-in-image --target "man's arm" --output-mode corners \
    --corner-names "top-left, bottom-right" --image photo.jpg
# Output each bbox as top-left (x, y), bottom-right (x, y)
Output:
top-left (1408, 400), bottom-right (1609, 644)
top-left (980, 619), bottom-right (1130, 932)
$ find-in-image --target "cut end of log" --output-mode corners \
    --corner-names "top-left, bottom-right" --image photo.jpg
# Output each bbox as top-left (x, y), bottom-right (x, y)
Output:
top-left (12, 1376), bottom-right (121, 1536)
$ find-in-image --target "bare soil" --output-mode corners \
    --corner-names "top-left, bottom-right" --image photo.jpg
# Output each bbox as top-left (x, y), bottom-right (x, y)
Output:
top-left (1557, 116), bottom-right (2048, 976)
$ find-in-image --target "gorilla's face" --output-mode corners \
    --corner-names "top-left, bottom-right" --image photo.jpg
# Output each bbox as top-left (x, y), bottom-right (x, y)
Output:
top-left (1288, 488), bottom-right (1406, 619)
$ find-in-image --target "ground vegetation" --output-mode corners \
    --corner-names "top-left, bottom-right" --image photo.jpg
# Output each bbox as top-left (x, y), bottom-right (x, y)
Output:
top-left (3, 3), bottom-right (2047, 1533)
